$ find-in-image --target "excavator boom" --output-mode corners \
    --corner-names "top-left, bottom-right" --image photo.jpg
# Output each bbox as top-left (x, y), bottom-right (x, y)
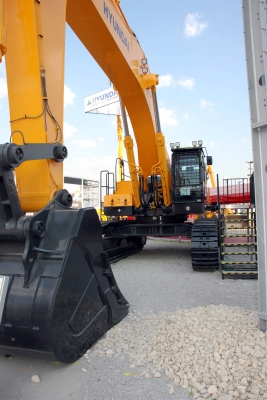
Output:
top-left (4, 0), bottom-right (170, 213)
top-left (5, 0), bottom-right (66, 212)
top-left (67, 0), bottom-right (160, 180)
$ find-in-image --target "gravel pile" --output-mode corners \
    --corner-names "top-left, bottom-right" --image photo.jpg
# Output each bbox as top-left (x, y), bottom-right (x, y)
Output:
top-left (94, 304), bottom-right (267, 400)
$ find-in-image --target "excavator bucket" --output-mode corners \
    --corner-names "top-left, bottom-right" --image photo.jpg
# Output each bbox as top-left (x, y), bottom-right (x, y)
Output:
top-left (0, 190), bottom-right (129, 363)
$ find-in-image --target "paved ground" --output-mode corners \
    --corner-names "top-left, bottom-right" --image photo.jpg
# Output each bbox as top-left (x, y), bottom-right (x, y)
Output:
top-left (0, 239), bottom-right (259, 400)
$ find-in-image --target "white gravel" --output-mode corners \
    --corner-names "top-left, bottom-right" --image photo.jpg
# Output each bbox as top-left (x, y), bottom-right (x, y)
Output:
top-left (31, 375), bottom-right (40, 383)
top-left (95, 304), bottom-right (267, 399)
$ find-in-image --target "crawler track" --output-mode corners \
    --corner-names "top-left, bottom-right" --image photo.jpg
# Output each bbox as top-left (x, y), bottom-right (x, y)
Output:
top-left (103, 236), bottom-right (145, 263)
top-left (191, 217), bottom-right (219, 271)
top-left (102, 220), bottom-right (146, 263)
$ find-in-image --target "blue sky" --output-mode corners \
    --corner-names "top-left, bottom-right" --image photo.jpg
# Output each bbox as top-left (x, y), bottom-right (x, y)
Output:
top-left (0, 0), bottom-right (253, 184)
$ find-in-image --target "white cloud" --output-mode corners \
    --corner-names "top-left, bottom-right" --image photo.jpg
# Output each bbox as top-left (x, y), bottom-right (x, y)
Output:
top-left (183, 112), bottom-right (189, 119)
top-left (199, 99), bottom-right (214, 109)
top-left (64, 84), bottom-right (75, 107)
top-left (72, 139), bottom-right (97, 148)
top-left (73, 156), bottom-right (114, 168)
top-left (64, 156), bottom-right (115, 181)
top-left (184, 13), bottom-right (208, 37)
top-left (159, 75), bottom-right (196, 90)
top-left (0, 77), bottom-right (7, 98)
top-left (208, 141), bottom-right (218, 147)
top-left (178, 78), bottom-right (196, 90)
top-left (98, 137), bottom-right (105, 142)
top-left (158, 74), bottom-right (173, 87)
top-left (159, 108), bottom-right (178, 127)
top-left (64, 121), bottom-right (77, 138)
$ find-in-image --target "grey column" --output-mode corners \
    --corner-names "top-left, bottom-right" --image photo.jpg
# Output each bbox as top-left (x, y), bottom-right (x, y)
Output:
top-left (243, 0), bottom-right (267, 331)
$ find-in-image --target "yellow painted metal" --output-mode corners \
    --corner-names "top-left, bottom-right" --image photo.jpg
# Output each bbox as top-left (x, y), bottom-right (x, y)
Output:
top-left (0, 0), bottom-right (6, 62)
top-left (137, 73), bottom-right (159, 90)
top-left (4, 0), bottom-right (170, 213)
top-left (5, 0), bottom-right (66, 212)
top-left (66, 0), bottom-right (160, 182)
top-left (95, 207), bottom-right (108, 221)
top-left (104, 180), bottom-right (133, 208)
top-left (116, 180), bottom-right (133, 194)
top-left (205, 165), bottom-right (216, 210)
top-left (123, 135), bottom-right (141, 208)
top-left (117, 115), bottom-right (123, 182)
top-left (104, 193), bottom-right (134, 207)
top-left (207, 165), bottom-right (216, 188)
top-left (152, 133), bottom-right (172, 207)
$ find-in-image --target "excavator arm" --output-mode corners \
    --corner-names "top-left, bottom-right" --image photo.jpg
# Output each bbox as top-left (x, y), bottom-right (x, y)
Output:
top-left (4, 0), bottom-right (66, 212)
top-left (67, 0), bottom-right (159, 173)
top-left (3, 0), bottom-right (171, 213)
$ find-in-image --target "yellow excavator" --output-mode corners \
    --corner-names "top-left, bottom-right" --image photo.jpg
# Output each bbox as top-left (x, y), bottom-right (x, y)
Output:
top-left (0, 0), bottom-right (156, 363)
top-left (0, 0), bottom-right (217, 363)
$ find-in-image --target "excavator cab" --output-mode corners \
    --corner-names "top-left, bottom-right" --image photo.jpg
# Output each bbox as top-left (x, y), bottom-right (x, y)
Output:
top-left (170, 143), bottom-right (218, 271)
top-left (171, 143), bottom-right (211, 216)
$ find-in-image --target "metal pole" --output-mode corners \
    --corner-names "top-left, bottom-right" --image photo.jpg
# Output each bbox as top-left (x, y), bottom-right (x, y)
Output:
top-left (217, 174), bottom-right (222, 272)
top-left (152, 89), bottom-right (162, 133)
top-left (119, 97), bottom-right (130, 137)
top-left (243, 0), bottom-right (267, 331)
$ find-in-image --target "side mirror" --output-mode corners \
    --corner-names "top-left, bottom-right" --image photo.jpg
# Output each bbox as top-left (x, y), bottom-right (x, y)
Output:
top-left (207, 156), bottom-right (213, 165)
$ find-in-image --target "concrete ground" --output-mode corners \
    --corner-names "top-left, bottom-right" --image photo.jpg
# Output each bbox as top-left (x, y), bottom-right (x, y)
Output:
top-left (0, 239), bottom-right (259, 400)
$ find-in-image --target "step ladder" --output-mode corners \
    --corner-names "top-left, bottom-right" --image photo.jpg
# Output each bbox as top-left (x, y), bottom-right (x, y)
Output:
top-left (219, 204), bottom-right (257, 279)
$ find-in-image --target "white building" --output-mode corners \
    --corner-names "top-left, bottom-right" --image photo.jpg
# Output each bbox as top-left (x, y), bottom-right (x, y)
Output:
top-left (64, 176), bottom-right (99, 209)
